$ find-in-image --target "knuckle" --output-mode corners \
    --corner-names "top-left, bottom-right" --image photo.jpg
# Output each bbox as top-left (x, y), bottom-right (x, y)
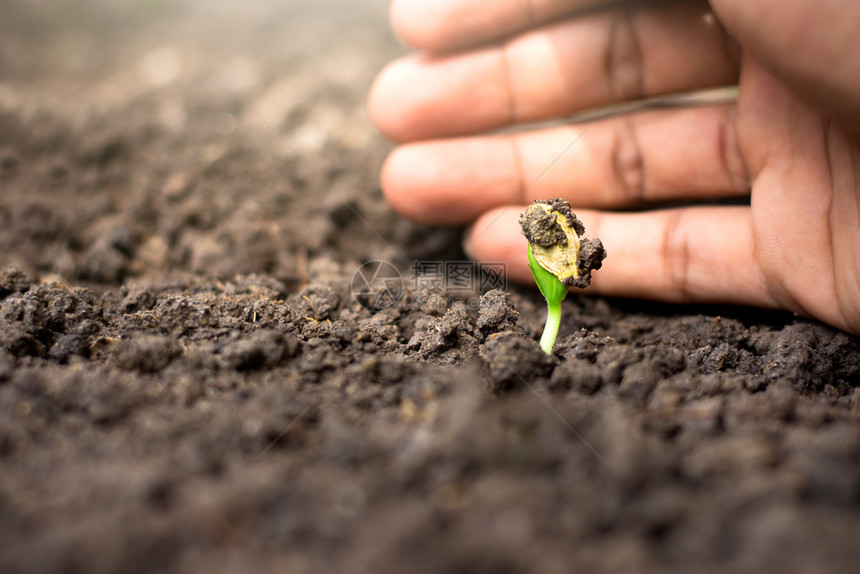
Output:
top-left (661, 210), bottom-right (693, 301)
top-left (500, 40), bottom-right (520, 124)
top-left (605, 9), bottom-right (645, 102)
top-left (611, 117), bottom-right (646, 204)
top-left (718, 106), bottom-right (750, 192)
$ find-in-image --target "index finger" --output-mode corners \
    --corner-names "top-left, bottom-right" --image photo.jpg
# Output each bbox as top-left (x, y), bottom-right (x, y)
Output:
top-left (465, 205), bottom-right (776, 308)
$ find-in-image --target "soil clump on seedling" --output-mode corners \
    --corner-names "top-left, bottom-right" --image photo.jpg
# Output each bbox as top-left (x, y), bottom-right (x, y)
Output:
top-left (520, 198), bottom-right (606, 289)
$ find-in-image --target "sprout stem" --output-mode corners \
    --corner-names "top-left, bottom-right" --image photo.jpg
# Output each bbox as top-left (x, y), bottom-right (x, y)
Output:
top-left (527, 245), bottom-right (567, 355)
top-left (539, 300), bottom-right (562, 355)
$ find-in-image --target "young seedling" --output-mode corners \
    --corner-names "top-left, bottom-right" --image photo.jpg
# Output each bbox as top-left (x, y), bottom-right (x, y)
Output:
top-left (520, 199), bottom-right (606, 354)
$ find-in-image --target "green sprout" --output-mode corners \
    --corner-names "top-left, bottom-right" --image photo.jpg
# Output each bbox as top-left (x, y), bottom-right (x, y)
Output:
top-left (520, 199), bottom-right (606, 354)
top-left (527, 244), bottom-right (567, 353)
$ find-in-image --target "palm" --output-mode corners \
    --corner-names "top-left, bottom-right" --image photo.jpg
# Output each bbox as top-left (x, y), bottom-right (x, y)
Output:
top-left (738, 61), bottom-right (860, 331)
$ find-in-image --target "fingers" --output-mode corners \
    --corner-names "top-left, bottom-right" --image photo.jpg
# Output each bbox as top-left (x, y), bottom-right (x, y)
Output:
top-left (465, 205), bottom-right (776, 307)
top-left (382, 105), bottom-right (749, 225)
top-left (391, 0), bottom-right (612, 53)
top-left (371, 1), bottom-right (738, 141)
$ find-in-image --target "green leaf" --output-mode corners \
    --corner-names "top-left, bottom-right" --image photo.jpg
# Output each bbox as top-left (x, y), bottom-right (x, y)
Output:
top-left (527, 245), bottom-right (567, 306)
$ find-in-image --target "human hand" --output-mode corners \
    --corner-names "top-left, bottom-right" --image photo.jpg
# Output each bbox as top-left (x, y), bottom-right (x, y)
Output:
top-left (369, 0), bottom-right (860, 334)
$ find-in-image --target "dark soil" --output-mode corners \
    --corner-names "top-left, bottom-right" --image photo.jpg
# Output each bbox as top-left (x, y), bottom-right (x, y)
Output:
top-left (1, 2), bottom-right (859, 573)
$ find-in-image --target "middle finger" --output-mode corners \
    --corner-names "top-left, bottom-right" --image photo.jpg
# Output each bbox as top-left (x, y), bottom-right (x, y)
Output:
top-left (382, 104), bottom-right (749, 225)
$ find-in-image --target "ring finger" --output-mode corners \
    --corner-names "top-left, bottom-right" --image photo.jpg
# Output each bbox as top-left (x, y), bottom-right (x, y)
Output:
top-left (371, 1), bottom-right (739, 141)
